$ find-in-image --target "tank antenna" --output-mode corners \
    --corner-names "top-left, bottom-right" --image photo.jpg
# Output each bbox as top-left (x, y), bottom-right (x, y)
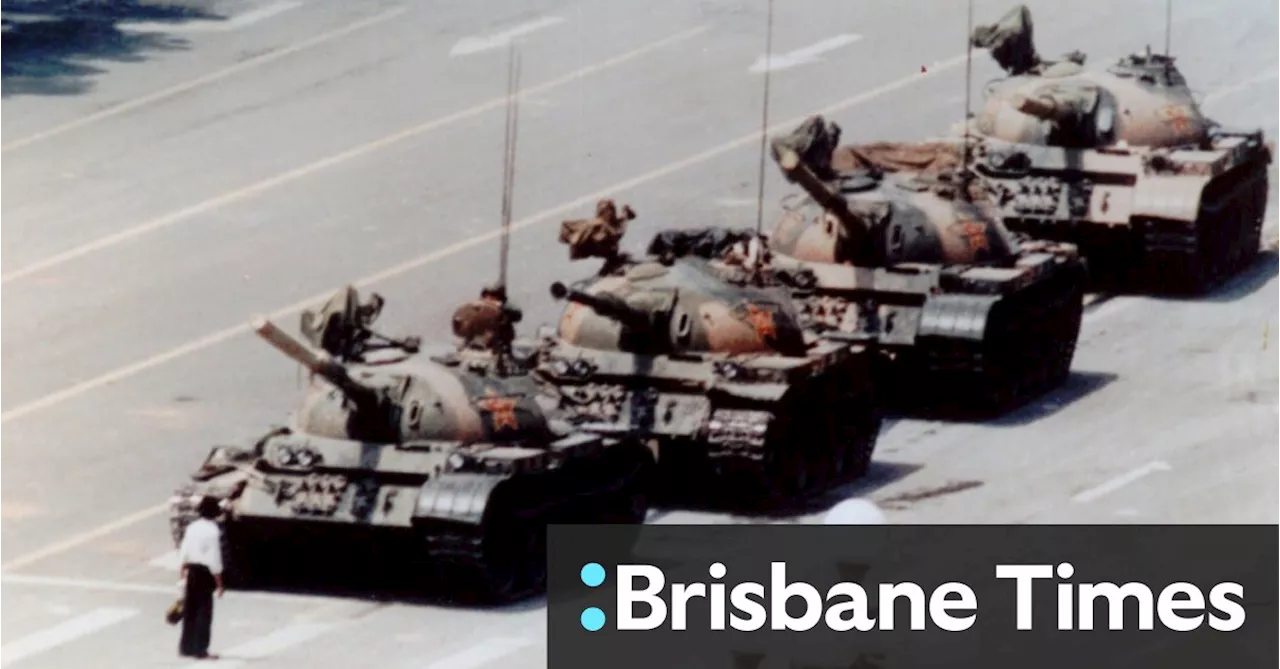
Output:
top-left (1164, 0), bottom-right (1172, 57)
top-left (960, 0), bottom-right (975, 197)
top-left (753, 0), bottom-right (776, 237)
top-left (498, 44), bottom-right (521, 292)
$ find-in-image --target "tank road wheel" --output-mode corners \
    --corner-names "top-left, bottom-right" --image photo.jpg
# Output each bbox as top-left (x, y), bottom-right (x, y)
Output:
top-left (838, 388), bottom-right (882, 482)
top-left (595, 441), bottom-right (655, 525)
top-left (1046, 272), bottom-right (1085, 389)
top-left (810, 375), bottom-right (880, 487)
top-left (758, 407), bottom-right (813, 505)
top-left (426, 481), bottom-right (549, 604)
top-left (1142, 163), bottom-right (1269, 294)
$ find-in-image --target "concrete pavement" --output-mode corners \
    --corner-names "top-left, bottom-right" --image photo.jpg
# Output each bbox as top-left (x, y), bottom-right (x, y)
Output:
top-left (2, 0), bottom-right (1276, 666)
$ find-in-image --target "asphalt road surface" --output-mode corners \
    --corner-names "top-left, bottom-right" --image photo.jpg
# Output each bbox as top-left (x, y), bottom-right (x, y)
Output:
top-left (2, 0), bottom-right (1277, 667)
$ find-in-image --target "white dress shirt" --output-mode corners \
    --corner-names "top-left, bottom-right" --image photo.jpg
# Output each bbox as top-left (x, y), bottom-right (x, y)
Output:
top-left (178, 518), bottom-right (224, 576)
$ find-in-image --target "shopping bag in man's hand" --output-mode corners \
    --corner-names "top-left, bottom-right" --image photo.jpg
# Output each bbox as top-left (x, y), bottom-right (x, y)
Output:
top-left (165, 598), bottom-right (185, 625)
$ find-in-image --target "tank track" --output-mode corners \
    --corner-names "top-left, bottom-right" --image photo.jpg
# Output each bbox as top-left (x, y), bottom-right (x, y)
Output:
top-left (893, 263), bottom-right (1086, 418)
top-left (417, 442), bottom-right (653, 604)
top-left (168, 443), bottom-right (652, 602)
top-left (1137, 160), bottom-right (1270, 294)
top-left (704, 369), bottom-right (882, 507)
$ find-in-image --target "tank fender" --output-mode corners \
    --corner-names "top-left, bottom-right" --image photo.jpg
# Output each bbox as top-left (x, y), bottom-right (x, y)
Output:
top-left (1131, 176), bottom-right (1205, 223)
top-left (919, 294), bottom-right (1002, 342)
top-left (710, 382), bottom-right (791, 403)
top-left (413, 472), bottom-right (503, 526)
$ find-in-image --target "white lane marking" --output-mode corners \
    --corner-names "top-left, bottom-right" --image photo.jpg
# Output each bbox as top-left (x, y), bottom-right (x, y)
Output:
top-left (749, 34), bottom-right (862, 73)
top-left (0, 607), bottom-right (139, 666)
top-left (118, 1), bottom-right (303, 34)
top-left (0, 26), bottom-right (708, 285)
top-left (0, 502), bottom-right (169, 572)
top-left (0, 54), bottom-right (971, 568)
top-left (149, 549), bottom-right (182, 571)
top-left (449, 16), bottom-right (566, 57)
top-left (418, 637), bottom-right (536, 669)
top-left (1, 573), bottom-right (344, 605)
top-left (1, 7), bottom-right (408, 153)
top-left (3, 574), bottom-right (179, 595)
top-left (181, 623), bottom-right (333, 668)
top-left (713, 197), bottom-right (759, 208)
top-left (1071, 461), bottom-right (1172, 504)
top-left (0, 51), bottom-right (967, 433)
top-left (1202, 70), bottom-right (1279, 104)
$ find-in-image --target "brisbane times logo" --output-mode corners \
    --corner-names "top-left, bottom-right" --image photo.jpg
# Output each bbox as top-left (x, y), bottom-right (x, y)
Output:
top-left (573, 561), bottom-right (1248, 633)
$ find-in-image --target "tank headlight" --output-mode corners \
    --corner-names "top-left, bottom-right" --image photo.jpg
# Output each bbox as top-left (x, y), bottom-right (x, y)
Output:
top-left (570, 359), bottom-right (594, 377)
top-left (295, 448), bottom-right (321, 468)
top-left (713, 361), bottom-right (745, 380)
top-left (551, 359), bottom-right (571, 376)
top-left (270, 443), bottom-right (296, 467)
top-left (446, 453), bottom-right (468, 471)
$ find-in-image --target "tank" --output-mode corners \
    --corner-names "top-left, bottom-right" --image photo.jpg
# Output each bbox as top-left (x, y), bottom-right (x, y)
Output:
top-left (167, 287), bottom-right (653, 602)
top-left (959, 4), bottom-right (1273, 292)
top-left (752, 115), bottom-right (1088, 416)
top-left (531, 222), bottom-right (882, 507)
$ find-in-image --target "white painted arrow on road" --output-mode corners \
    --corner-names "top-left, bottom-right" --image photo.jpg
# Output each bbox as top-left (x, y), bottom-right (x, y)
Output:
top-left (449, 17), bottom-right (566, 57)
top-left (749, 33), bottom-right (862, 73)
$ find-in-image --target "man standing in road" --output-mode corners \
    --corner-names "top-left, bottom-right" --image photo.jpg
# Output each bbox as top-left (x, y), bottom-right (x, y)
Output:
top-left (178, 497), bottom-right (225, 660)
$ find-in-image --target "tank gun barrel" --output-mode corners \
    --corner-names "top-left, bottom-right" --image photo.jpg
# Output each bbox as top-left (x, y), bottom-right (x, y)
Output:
top-left (251, 316), bottom-right (380, 409)
top-left (550, 282), bottom-right (651, 331)
top-left (770, 141), bottom-right (870, 241)
top-left (1012, 92), bottom-right (1073, 124)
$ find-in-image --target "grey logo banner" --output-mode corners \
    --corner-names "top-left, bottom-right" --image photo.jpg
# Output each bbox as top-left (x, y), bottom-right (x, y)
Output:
top-left (548, 525), bottom-right (1278, 669)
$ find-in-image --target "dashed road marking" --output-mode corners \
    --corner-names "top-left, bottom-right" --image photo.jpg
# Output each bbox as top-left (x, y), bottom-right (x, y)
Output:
top-left (417, 636), bottom-right (537, 669)
top-left (449, 17), bottom-right (566, 57)
top-left (1071, 461), bottom-right (1172, 504)
top-left (749, 34), bottom-right (862, 73)
top-left (180, 623), bottom-right (334, 668)
top-left (0, 607), bottom-right (139, 666)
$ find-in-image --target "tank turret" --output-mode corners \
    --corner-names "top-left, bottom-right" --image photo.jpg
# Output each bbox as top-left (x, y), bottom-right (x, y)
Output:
top-left (768, 133), bottom-right (1020, 269)
top-left (963, 4), bottom-right (1273, 292)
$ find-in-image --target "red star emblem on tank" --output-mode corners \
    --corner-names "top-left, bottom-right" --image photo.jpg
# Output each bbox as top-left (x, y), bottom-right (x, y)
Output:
top-left (955, 221), bottom-right (990, 252)
top-left (741, 303), bottom-right (778, 342)
top-left (476, 389), bottom-right (520, 431)
top-left (1161, 105), bottom-right (1194, 134)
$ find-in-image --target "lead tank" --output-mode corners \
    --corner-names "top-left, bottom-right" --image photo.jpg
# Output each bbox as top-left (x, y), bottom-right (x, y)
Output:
top-left (756, 116), bottom-right (1087, 416)
top-left (532, 214), bottom-right (881, 506)
top-left (168, 287), bottom-right (652, 602)
top-left (960, 4), bottom-right (1272, 292)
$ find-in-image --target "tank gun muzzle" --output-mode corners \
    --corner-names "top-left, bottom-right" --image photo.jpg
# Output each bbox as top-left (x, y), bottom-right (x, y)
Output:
top-left (549, 283), bottom-right (652, 331)
top-left (252, 316), bottom-right (380, 410)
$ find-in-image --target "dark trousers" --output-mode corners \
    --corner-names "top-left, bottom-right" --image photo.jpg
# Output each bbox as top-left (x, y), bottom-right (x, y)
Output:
top-left (179, 564), bottom-right (216, 657)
